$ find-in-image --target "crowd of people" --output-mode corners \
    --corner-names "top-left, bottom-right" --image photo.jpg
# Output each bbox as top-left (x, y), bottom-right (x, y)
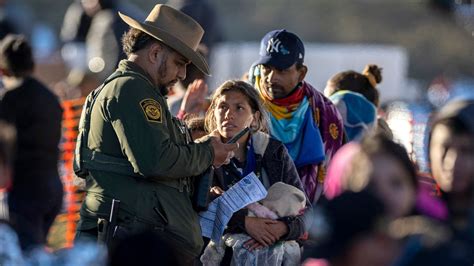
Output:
top-left (0, 2), bottom-right (472, 266)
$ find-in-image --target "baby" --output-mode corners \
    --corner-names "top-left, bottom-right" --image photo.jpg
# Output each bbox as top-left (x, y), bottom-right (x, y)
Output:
top-left (201, 182), bottom-right (306, 266)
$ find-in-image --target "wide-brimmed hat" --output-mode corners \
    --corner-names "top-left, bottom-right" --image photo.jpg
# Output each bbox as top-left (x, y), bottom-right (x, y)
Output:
top-left (119, 4), bottom-right (210, 75)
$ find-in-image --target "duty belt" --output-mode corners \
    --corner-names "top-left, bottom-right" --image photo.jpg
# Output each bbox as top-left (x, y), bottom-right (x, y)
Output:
top-left (158, 177), bottom-right (192, 193)
top-left (81, 148), bottom-right (192, 193)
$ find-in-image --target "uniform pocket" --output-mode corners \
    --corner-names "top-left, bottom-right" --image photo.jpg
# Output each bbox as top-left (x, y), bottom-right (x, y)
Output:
top-left (153, 190), bottom-right (170, 225)
top-left (132, 188), bottom-right (168, 228)
top-left (114, 215), bottom-right (165, 241)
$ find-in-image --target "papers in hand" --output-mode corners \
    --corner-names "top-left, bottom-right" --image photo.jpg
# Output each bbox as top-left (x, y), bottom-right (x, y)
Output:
top-left (199, 172), bottom-right (267, 243)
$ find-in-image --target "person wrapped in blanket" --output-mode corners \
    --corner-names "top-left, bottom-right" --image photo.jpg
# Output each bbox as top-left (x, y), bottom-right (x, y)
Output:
top-left (200, 80), bottom-right (311, 265)
top-left (248, 29), bottom-right (343, 204)
top-left (324, 64), bottom-right (393, 140)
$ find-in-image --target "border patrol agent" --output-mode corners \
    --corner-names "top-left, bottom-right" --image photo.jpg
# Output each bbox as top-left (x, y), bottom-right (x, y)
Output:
top-left (73, 4), bottom-right (237, 264)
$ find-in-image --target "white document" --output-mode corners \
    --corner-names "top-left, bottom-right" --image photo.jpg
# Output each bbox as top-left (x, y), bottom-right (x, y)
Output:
top-left (199, 172), bottom-right (267, 243)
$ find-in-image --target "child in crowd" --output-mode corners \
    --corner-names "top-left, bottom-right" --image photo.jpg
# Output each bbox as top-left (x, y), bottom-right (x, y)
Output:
top-left (403, 99), bottom-right (474, 265)
top-left (389, 99), bottom-right (474, 266)
top-left (324, 133), bottom-right (418, 219)
top-left (183, 114), bottom-right (207, 141)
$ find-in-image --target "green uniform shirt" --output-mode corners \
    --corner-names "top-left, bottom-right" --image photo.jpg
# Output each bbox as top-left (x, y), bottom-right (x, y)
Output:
top-left (87, 60), bottom-right (212, 179)
top-left (77, 60), bottom-right (212, 257)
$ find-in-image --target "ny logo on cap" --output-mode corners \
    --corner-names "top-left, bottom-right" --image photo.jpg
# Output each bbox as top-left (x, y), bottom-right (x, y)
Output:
top-left (266, 38), bottom-right (289, 55)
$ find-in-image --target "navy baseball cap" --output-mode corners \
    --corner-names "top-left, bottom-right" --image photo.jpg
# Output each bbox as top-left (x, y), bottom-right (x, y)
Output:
top-left (253, 29), bottom-right (305, 70)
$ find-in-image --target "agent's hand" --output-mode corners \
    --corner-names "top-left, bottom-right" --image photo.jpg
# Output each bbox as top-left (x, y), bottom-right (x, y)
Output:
top-left (210, 186), bottom-right (224, 196)
top-left (244, 217), bottom-right (279, 247)
top-left (209, 136), bottom-right (238, 168)
top-left (210, 186), bottom-right (224, 198)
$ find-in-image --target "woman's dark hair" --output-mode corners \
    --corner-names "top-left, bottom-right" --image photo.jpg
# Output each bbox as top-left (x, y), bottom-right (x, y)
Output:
top-left (327, 64), bottom-right (382, 106)
top-left (0, 34), bottom-right (34, 77)
top-left (205, 80), bottom-right (268, 134)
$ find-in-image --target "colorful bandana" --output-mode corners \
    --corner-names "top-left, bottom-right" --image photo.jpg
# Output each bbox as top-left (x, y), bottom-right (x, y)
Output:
top-left (255, 75), bottom-right (325, 168)
top-left (255, 72), bottom-right (305, 120)
top-left (272, 100), bottom-right (325, 168)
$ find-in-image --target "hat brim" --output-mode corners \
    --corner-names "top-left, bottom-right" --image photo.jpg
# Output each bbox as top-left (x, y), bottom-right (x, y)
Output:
top-left (252, 55), bottom-right (293, 71)
top-left (119, 12), bottom-right (210, 76)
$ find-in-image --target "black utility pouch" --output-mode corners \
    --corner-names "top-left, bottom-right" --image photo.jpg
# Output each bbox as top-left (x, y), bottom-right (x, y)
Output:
top-left (192, 167), bottom-right (214, 212)
top-left (97, 218), bottom-right (109, 244)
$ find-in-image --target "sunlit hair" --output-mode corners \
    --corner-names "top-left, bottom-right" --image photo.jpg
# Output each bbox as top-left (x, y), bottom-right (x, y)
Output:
top-left (122, 28), bottom-right (173, 57)
top-left (205, 80), bottom-right (269, 134)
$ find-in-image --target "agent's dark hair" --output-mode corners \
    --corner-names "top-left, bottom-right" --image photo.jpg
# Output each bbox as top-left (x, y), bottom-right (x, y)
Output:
top-left (0, 34), bottom-right (34, 77)
top-left (122, 28), bottom-right (162, 57)
top-left (327, 64), bottom-right (382, 106)
top-left (205, 80), bottom-right (268, 134)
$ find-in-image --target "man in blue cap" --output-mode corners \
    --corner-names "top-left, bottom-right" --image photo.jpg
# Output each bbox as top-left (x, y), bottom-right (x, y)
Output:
top-left (249, 29), bottom-right (343, 204)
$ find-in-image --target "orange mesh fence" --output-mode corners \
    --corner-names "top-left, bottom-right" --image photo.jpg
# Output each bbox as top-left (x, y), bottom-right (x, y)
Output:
top-left (47, 97), bottom-right (86, 250)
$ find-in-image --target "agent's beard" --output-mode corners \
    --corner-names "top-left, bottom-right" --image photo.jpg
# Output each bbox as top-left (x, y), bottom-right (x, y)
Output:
top-left (156, 52), bottom-right (178, 96)
top-left (157, 52), bottom-right (170, 95)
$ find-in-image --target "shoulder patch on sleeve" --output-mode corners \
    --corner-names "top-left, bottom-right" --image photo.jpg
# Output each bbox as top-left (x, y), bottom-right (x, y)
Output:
top-left (140, 98), bottom-right (162, 123)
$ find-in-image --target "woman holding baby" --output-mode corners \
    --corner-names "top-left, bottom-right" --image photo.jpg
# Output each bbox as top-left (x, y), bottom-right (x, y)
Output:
top-left (200, 80), bottom-right (309, 265)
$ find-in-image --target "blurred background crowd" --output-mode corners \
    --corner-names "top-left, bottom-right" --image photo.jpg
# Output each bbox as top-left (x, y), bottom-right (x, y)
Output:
top-left (0, 0), bottom-right (473, 265)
